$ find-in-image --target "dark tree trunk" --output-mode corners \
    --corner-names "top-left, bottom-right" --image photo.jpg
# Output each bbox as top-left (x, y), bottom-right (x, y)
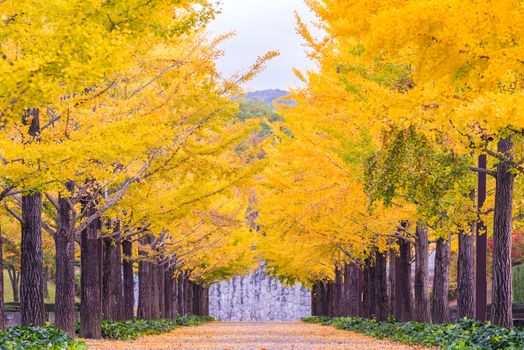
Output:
top-left (122, 239), bottom-right (134, 320)
top-left (394, 238), bottom-right (412, 321)
top-left (0, 228), bottom-right (5, 330)
top-left (388, 251), bottom-right (395, 315)
top-left (43, 266), bottom-right (49, 299)
top-left (458, 230), bottom-right (475, 319)
top-left (491, 137), bottom-right (514, 328)
top-left (54, 188), bottom-right (76, 336)
top-left (138, 237), bottom-right (152, 320)
top-left (185, 278), bottom-right (193, 315)
top-left (414, 222), bottom-right (430, 322)
top-left (202, 286), bottom-right (209, 316)
top-left (177, 274), bottom-right (185, 316)
top-left (21, 192), bottom-right (45, 326)
top-left (375, 250), bottom-right (389, 321)
top-left (362, 259), bottom-right (371, 318)
top-left (102, 236), bottom-right (124, 321)
top-left (157, 264), bottom-right (165, 318)
top-left (344, 262), bottom-right (361, 317)
top-left (80, 215), bottom-right (103, 338)
top-left (476, 154), bottom-right (488, 321)
top-left (151, 263), bottom-right (161, 319)
top-left (432, 236), bottom-right (450, 323)
top-left (164, 267), bottom-right (177, 321)
top-left (311, 283), bottom-right (319, 316)
top-left (340, 263), bottom-right (351, 316)
top-left (7, 266), bottom-right (19, 303)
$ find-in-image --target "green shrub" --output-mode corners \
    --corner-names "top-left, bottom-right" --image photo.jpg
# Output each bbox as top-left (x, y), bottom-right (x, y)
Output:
top-left (99, 316), bottom-right (214, 340)
top-left (175, 315), bottom-right (215, 327)
top-left (0, 325), bottom-right (87, 350)
top-left (100, 319), bottom-right (176, 340)
top-left (303, 316), bottom-right (524, 350)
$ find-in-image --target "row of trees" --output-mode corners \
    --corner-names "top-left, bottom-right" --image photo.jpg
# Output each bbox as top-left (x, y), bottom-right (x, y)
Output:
top-left (257, 0), bottom-right (523, 328)
top-left (0, 0), bottom-right (274, 338)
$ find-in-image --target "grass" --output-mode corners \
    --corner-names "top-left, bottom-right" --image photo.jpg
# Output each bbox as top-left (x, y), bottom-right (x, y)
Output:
top-left (513, 264), bottom-right (524, 303)
top-left (3, 270), bottom-right (56, 304)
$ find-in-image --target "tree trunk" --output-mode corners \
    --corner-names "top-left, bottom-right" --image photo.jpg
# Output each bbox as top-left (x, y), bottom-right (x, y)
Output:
top-left (43, 266), bottom-right (49, 299)
top-left (476, 154), bottom-right (488, 321)
top-left (157, 264), bottom-right (165, 318)
top-left (0, 227), bottom-right (5, 330)
top-left (344, 263), bottom-right (361, 317)
top-left (164, 267), bottom-right (177, 321)
top-left (395, 238), bottom-right (412, 321)
top-left (491, 137), bottom-right (514, 328)
top-left (414, 222), bottom-right (430, 322)
top-left (138, 237), bottom-right (152, 320)
top-left (431, 236), bottom-right (450, 323)
top-left (375, 250), bottom-right (389, 321)
top-left (80, 210), bottom-right (102, 339)
top-left (458, 230), bottom-right (475, 319)
top-left (54, 189), bottom-right (76, 336)
top-left (177, 274), bottom-right (185, 316)
top-left (122, 239), bottom-right (134, 320)
top-left (388, 251), bottom-right (395, 315)
top-left (340, 263), bottom-right (351, 316)
top-left (7, 266), bottom-right (19, 303)
top-left (363, 258), bottom-right (372, 318)
top-left (20, 192), bottom-right (46, 326)
top-left (151, 263), bottom-right (161, 319)
top-left (102, 235), bottom-right (124, 321)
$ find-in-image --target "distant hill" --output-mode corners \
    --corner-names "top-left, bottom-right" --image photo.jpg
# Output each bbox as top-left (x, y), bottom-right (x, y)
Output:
top-left (243, 89), bottom-right (295, 107)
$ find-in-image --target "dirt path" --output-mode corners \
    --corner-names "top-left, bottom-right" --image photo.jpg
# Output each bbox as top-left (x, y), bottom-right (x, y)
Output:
top-left (86, 321), bottom-right (433, 350)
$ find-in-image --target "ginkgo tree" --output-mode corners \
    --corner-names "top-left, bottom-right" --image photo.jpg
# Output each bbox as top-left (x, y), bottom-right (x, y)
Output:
top-left (256, 0), bottom-right (523, 328)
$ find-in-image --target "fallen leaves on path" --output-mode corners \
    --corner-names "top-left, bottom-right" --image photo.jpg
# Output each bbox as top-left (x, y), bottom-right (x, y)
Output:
top-left (86, 321), bottom-right (434, 350)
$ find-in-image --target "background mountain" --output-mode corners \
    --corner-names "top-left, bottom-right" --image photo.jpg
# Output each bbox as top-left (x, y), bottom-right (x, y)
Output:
top-left (242, 89), bottom-right (296, 108)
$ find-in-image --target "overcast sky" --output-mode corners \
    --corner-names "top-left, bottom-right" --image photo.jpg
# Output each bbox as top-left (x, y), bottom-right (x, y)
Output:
top-left (207, 0), bottom-right (319, 91)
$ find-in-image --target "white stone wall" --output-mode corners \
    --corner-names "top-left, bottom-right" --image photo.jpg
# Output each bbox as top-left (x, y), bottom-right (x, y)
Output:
top-left (209, 266), bottom-right (311, 321)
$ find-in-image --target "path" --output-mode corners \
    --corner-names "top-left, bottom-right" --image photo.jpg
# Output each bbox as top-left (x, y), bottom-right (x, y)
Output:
top-left (87, 321), bottom-right (433, 350)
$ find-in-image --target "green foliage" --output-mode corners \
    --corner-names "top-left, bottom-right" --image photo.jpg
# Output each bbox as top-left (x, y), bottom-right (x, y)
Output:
top-left (236, 98), bottom-right (284, 122)
top-left (514, 264), bottom-right (524, 303)
top-left (97, 316), bottom-right (214, 340)
top-left (303, 316), bottom-right (524, 350)
top-left (175, 315), bottom-right (215, 327)
top-left (100, 319), bottom-right (176, 340)
top-left (0, 325), bottom-right (86, 350)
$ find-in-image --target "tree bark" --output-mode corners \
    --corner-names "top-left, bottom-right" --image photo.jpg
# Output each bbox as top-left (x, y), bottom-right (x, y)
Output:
top-left (20, 192), bottom-right (46, 326)
top-left (102, 235), bottom-right (124, 321)
top-left (394, 238), bottom-right (412, 321)
top-left (80, 214), bottom-right (103, 338)
top-left (414, 222), bottom-right (430, 322)
top-left (375, 250), bottom-right (389, 321)
top-left (54, 188), bottom-right (76, 336)
top-left (363, 258), bottom-right (372, 318)
top-left (431, 236), bottom-right (450, 323)
top-left (0, 226), bottom-right (5, 330)
top-left (138, 237), bottom-right (152, 320)
top-left (491, 137), bottom-right (514, 328)
top-left (458, 230), bottom-right (475, 319)
top-left (43, 266), bottom-right (49, 299)
top-left (122, 239), bottom-right (135, 320)
top-left (388, 251), bottom-right (395, 315)
top-left (7, 266), bottom-right (19, 303)
top-left (164, 267), bottom-right (177, 321)
top-left (344, 262), bottom-right (361, 317)
top-left (476, 154), bottom-right (488, 321)
top-left (157, 264), bottom-right (165, 318)
top-left (151, 263), bottom-right (161, 319)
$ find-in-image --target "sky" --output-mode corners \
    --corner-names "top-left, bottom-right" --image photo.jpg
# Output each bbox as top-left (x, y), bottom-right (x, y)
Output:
top-left (207, 0), bottom-right (320, 92)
